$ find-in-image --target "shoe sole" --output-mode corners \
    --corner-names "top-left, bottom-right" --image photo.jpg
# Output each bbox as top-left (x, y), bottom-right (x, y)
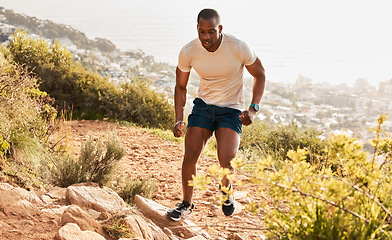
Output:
top-left (167, 212), bottom-right (192, 221)
top-left (222, 202), bottom-right (236, 216)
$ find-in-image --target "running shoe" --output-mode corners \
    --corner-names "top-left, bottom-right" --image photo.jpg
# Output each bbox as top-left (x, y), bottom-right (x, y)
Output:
top-left (166, 200), bottom-right (194, 221)
top-left (220, 184), bottom-right (236, 216)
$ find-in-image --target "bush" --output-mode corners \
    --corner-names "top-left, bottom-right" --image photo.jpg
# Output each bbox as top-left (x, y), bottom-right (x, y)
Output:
top-left (0, 51), bottom-right (56, 140)
top-left (117, 81), bottom-right (175, 129)
top-left (240, 121), bottom-right (326, 167)
top-left (5, 30), bottom-right (175, 130)
top-left (198, 115), bottom-right (392, 239)
top-left (103, 218), bottom-right (132, 239)
top-left (117, 177), bottom-right (157, 205)
top-left (51, 133), bottom-right (125, 187)
top-left (0, 52), bottom-right (56, 189)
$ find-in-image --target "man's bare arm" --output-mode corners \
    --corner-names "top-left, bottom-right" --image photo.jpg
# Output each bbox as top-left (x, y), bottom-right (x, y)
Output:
top-left (173, 67), bottom-right (191, 137)
top-left (239, 57), bottom-right (266, 126)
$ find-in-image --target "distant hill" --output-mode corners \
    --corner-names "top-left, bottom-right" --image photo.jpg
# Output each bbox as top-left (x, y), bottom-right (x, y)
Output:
top-left (1, 7), bottom-right (116, 53)
top-left (0, 7), bottom-right (176, 96)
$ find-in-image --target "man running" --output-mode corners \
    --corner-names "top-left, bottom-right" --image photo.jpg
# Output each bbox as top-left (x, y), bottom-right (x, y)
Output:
top-left (167, 8), bottom-right (266, 221)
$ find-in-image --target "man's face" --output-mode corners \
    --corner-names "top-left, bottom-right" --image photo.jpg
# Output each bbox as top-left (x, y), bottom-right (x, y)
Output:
top-left (197, 17), bottom-right (222, 51)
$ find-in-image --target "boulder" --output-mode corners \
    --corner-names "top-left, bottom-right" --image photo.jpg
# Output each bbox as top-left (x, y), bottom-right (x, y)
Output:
top-left (121, 215), bottom-right (150, 239)
top-left (12, 187), bottom-right (43, 205)
top-left (0, 189), bottom-right (40, 217)
top-left (47, 187), bottom-right (67, 200)
top-left (61, 205), bottom-right (107, 238)
top-left (0, 183), bottom-right (14, 191)
top-left (41, 187), bottom-right (68, 204)
top-left (148, 222), bottom-right (171, 240)
top-left (163, 227), bottom-right (180, 240)
top-left (105, 208), bottom-right (169, 240)
top-left (55, 223), bottom-right (106, 240)
top-left (134, 195), bottom-right (210, 239)
top-left (66, 185), bottom-right (126, 214)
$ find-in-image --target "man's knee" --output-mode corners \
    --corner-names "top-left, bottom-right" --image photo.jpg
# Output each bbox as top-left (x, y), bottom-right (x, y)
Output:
top-left (182, 152), bottom-right (199, 166)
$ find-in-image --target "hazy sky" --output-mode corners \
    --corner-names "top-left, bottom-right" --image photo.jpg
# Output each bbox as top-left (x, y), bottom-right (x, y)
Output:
top-left (0, 0), bottom-right (391, 87)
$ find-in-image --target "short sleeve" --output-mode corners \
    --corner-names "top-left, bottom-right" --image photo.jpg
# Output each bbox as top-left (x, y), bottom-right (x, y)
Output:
top-left (177, 45), bottom-right (192, 72)
top-left (239, 40), bottom-right (257, 66)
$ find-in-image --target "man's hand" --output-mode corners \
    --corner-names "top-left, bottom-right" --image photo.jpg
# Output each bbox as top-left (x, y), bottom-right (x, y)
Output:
top-left (173, 121), bottom-right (186, 137)
top-left (239, 109), bottom-right (256, 126)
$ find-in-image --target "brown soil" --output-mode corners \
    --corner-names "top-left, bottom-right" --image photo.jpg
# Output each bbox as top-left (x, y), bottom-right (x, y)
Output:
top-left (2, 120), bottom-right (268, 240)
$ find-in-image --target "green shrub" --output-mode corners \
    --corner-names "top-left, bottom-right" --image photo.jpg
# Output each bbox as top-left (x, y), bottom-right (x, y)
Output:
top-left (0, 51), bottom-right (56, 140)
top-left (0, 52), bottom-right (56, 189)
top-left (240, 121), bottom-right (326, 166)
top-left (103, 218), bottom-right (133, 239)
top-left (199, 115), bottom-right (392, 239)
top-left (117, 177), bottom-right (157, 205)
top-left (51, 133), bottom-right (125, 187)
top-left (5, 30), bottom-right (175, 130)
top-left (117, 81), bottom-right (175, 129)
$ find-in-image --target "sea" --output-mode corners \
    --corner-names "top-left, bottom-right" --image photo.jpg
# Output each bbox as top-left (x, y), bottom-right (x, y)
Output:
top-left (1, 0), bottom-right (391, 87)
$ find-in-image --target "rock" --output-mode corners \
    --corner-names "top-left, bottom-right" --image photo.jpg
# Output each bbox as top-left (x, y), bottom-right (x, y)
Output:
top-left (66, 185), bottom-right (126, 214)
top-left (186, 236), bottom-right (208, 240)
top-left (43, 187), bottom-right (67, 203)
top-left (0, 183), bottom-right (14, 191)
top-left (0, 220), bottom-right (10, 230)
top-left (87, 208), bottom-right (102, 220)
top-left (0, 189), bottom-right (40, 217)
top-left (39, 208), bottom-right (61, 224)
top-left (33, 190), bottom-right (46, 199)
top-left (12, 187), bottom-right (43, 205)
top-left (97, 211), bottom-right (111, 221)
top-left (134, 195), bottom-right (210, 239)
top-left (47, 187), bottom-right (68, 199)
top-left (61, 205), bottom-right (107, 238)
top-left (41, 205), bottom-right (68, 219)
top-left (235, 191), bottom-right (251, 204)
top-left (113, 208), bottom-right (169, 240)
top-left (163, 227), bottom-right (180, 240)
top-left (154, 194), bottom-right (164, 200)
top-left (121, 215), bottom-right (151, 239)
top-left (148, 222), bottom-right (171, 240)
top-left (113, 207), bottom-right (133, 218)
top-left (55, 223), bottom-right (106, 240)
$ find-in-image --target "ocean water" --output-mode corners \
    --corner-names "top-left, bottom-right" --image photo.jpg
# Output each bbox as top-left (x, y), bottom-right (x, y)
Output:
top-left (1, 0), bottom-right (391, 87)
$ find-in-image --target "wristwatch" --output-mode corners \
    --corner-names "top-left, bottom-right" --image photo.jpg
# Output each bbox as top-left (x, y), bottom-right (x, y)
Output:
top-left (250, 103), bottom-right (260, 111)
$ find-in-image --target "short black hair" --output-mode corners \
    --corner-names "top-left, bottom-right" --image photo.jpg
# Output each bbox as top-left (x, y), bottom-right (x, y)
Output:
top-left (197, 9), bottom-right (220, 24)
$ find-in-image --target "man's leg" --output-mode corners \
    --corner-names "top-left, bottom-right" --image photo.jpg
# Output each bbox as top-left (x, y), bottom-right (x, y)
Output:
top-left (215, 127), bottom-right (240, 216)
top-left (215, 127), bottom-right (240, 187)
top-left (182, 126), bottom-right (212, 203)
top-left (167, 126), bottom-right (212, 221)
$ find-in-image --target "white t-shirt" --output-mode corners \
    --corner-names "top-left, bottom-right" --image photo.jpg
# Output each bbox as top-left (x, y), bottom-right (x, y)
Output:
top-left (178, 33), bottom-right (257, 110)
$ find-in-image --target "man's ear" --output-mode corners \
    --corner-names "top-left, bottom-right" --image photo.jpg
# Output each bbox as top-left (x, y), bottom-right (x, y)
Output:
top-left (219, 25), bottom-right (223, 33)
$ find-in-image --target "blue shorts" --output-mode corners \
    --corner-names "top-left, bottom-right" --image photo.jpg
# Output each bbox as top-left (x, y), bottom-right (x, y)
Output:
top-left (187, 98), bottom-right (242, 135)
